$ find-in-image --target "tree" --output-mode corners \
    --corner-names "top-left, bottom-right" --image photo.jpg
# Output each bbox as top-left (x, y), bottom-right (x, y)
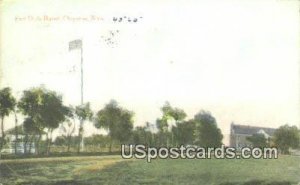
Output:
top-left (274, 124), bottom-right (300, 154)
top-left (172, 120), bottom-right (195, 146)
top-left (54, 136), bottom-right (67, 146)
top-left (75, 102), bottom-right (93, 153)
top-left (59, 106), bottom-right (76, 152)
top-left (0, 87), bottom-right (16, 150)
top-left (193, 110), bottom-right (223, 147)
top-left (132, 126), bottom-right (153, 146)
top-left (170, 108), bottom-right (187, 124)
top-left (156, 118), bottom-right (169, 146)
top-left (169, 107), bottom-right (187, 146)
top-left (94, 100), bottom-right (134, 153)
top-left (157, 102), bottom-right (187, 147)
top-left (40, 90), bottom-right (69, 154)
top-left (246, 133), bottom-right (267, 148)
top-left (23, 117), bottom-right (41, 154)
top-left (18, 88), bottom-right (45, 154)
top-left (156, 118), bottom-right (168, 133)
top-left (158, 102), bottom-right (172, 146)
top-left (18, 87), bottom-right (69, 154)
top-left (13, 106), bottom-right (19, 155)
top-left (84, 134), bottom-right (110, 152)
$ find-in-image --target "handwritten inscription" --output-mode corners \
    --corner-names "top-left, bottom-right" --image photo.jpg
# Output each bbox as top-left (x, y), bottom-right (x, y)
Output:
top-left (113, 16), bottom-right (143, 23)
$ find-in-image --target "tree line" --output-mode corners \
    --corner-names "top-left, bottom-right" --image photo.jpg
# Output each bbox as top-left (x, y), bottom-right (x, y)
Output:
top-left (246, 124), bottom-right (300, 154)
top-left (0, 86), bottom-right (223, 155)
top-left (0, 86), bottom-right (299, 156)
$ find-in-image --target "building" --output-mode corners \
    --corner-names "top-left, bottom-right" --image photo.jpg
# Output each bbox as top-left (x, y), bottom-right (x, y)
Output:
top-left (230, 123), bottom-right (276, 149)
top-left (1, 125), bottom-right (46, 154)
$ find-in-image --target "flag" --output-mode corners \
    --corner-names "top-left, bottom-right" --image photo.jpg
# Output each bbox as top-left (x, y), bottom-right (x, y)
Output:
top-left (69, 39), bottom-right (82, 51)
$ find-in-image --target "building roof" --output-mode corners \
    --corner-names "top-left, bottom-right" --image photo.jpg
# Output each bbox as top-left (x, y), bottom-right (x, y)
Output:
top-left (231, 123), bottom-right (276, 136)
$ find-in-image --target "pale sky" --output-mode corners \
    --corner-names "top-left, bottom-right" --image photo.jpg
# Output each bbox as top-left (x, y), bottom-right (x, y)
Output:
top-left (0, 0), bottom-right (299, 145)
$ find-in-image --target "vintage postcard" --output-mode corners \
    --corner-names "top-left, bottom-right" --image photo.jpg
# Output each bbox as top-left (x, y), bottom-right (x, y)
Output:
top-left (0, 0), bottom-right (299, 184)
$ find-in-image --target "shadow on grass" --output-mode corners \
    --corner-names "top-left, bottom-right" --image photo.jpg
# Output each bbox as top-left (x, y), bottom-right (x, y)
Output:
top-left (13, 180), bottom-right (83, 185)
top-left (1, 158), bottom-right (296, 185)
top-left (220, 180), bottom-right (292, 185)
top-left (18, 179), bottom-right (293, 185)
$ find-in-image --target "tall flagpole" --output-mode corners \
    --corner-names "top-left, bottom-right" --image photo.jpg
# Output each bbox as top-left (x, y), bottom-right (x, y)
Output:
top-left (80, 44), bottom-right (83, 106)
top-left (69, 39), bottom-right (84, 105)
top-left (69, 39), bottom-right (85, 152)
top-left (80, 42), bottom-right (84, 152)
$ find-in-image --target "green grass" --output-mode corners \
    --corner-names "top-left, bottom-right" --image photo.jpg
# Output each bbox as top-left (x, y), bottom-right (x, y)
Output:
top-left (0, 155), bottom-right (299, 185)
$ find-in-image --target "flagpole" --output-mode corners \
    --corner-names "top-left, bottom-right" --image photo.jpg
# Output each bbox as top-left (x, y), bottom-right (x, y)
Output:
top-left (69, 39), bottom-right (84, 152)
top-left (80, 44), bottom-right (83, 105)
top-left (80, 43), bottom-right (84, 152)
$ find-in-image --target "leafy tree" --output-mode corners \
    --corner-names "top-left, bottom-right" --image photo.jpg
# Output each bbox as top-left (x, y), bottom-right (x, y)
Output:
top-left (246, 133), bottom-right (267, 148)
top-left (18, 87), bottom-right (46, 154)
top-left (18, 87), bottom-right (68, 154)
top-left (156, 118), bottom-right (169, 146)
top-left (193, 110), bottom-right (223, 147)
top-left (156, 118), bottom-right (168, 133)
top-left (132, 126), bottom-right (153, 146)
top-left (23, 117), bottom-right (41, 154)
top-left (75, 102), bottom-right (93, 153)
top-left (161, 102), bottom-right (173, 121)
top-left (13, 106), bottom-right (19, 155)
top-left (0, 87), bottom-right (16, 150)
top-left (170, 108), bottom-right (187, 124)
top-left (94, 100), bottom-right (134, 153)
top-left (59, 106), bottom-right (76, 152)
top-left (54, 136), bottom-right (67, 146)
top-left (84, 134), bottom-right (111, 152)
top-left (274, 124), bottom-right (300, 154)
top-left (157, 102), bottom-right (187, 146)
top-left (40, 90), bottom-right (69, 154)
top-left (169, 107), bottom-right (187, 146)
top-left (172, 120), bottom-right (195, 146)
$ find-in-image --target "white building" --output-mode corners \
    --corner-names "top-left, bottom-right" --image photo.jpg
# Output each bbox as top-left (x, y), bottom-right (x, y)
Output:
top-left (229, 123), bottom-right (276, 149)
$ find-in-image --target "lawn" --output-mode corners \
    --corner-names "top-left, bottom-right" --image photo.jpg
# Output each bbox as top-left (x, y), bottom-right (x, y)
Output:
top-left (0, 155), bottom-right (299, 185)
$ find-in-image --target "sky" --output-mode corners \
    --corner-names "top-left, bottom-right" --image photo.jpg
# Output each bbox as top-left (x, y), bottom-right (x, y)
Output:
top-left (0, 0), bottom-right (299, 145)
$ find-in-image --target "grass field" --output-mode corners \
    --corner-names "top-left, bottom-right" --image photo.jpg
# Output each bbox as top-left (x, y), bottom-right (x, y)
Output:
top-left (0, 155), bottom-right (300, 185)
